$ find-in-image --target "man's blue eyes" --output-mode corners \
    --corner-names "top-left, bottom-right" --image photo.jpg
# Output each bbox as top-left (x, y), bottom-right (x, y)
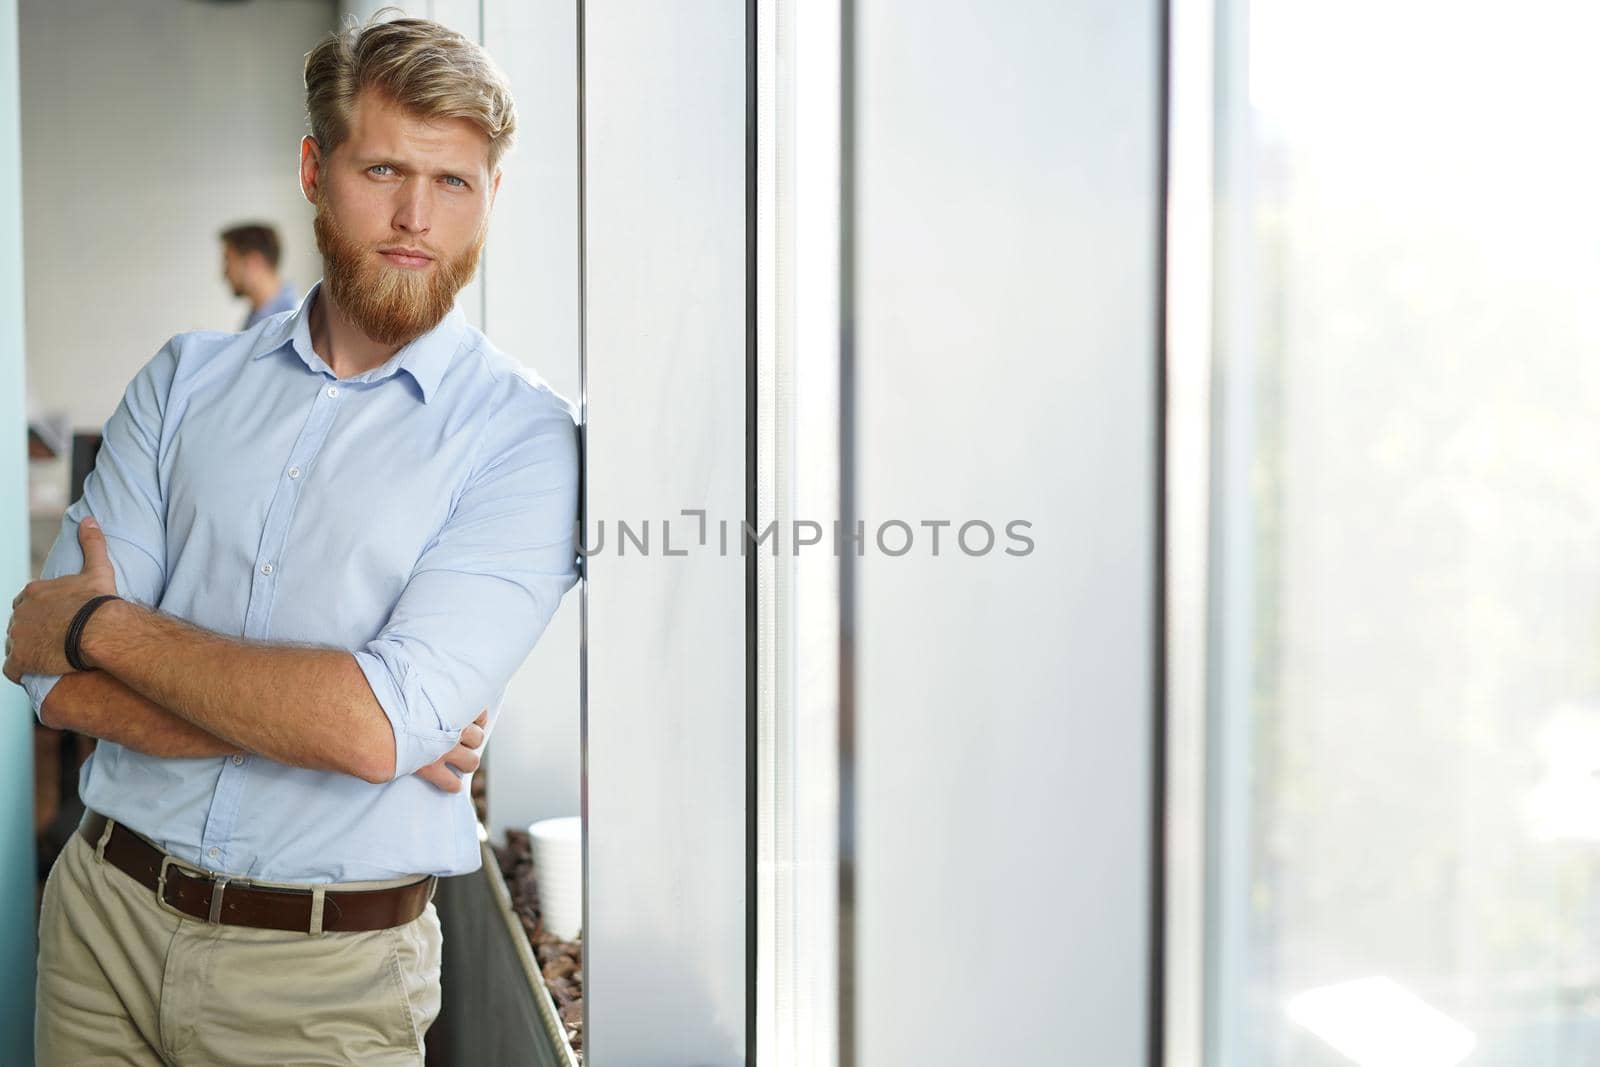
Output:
top-left (368, 166), bottom-right (467, 188)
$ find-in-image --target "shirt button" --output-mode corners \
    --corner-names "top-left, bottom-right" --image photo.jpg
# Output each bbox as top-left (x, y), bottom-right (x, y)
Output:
top-left (260, 562), bottom-right (274, 576)
top-left (287, 466), bottom-right (301, 479)
top-left (326, 385), bottom-right (340, 398)
top-left (207, 847), bottom-right (220, 860)
top-left (232, 754), bottom-right (245, 766)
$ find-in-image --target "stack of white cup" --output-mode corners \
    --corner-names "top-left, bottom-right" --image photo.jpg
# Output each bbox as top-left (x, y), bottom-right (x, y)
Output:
top-left (527, 816), bottom-right (583, 941)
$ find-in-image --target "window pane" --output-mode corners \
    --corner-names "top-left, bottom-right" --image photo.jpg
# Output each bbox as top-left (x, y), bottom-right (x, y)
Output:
top-left (1213, 2), bottom-right (1600, 1065)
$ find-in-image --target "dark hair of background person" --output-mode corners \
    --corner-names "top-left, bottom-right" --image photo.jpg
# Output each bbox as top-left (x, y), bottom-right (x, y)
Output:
top-left (220, 224), bottom-right (282, 269)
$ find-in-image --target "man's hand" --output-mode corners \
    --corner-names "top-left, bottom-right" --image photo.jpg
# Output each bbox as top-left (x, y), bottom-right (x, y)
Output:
top-left (413, 708), bottom-right (489, 793)
top-left (5, 518), bottom-right (117, 684)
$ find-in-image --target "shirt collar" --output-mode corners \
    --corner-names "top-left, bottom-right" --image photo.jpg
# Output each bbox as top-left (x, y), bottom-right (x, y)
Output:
top-left (247, 278), bottom-right (465, 404)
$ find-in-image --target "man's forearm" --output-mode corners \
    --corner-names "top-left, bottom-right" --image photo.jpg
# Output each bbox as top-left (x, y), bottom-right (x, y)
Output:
top-left (39, 671), bottom-right (241, 760)
top-left (78, 599), bottom-right (397, 782)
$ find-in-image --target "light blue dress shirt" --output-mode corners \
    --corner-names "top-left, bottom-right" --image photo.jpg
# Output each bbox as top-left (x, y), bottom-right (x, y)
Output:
top-left (23, 279), bottom-right (581, 883)
top-left (242, 280), bottom-right (299, 330)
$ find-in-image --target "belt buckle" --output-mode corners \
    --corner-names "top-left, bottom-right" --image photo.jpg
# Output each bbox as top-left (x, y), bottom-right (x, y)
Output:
top-left (154, 855), bottom-right (230, 924)
top-left (154, 855), bottom-right (186, 921)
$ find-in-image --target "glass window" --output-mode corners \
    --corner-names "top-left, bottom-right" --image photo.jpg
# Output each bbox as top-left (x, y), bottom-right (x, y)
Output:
top-left (1208, 1), bottom-right (1600, 1064)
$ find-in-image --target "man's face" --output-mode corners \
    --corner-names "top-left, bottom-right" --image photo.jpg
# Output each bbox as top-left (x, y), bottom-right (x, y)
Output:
top-left (299, 89), bottom-right (501, 346)
top-left (221, 244), bottom-right (248, 297)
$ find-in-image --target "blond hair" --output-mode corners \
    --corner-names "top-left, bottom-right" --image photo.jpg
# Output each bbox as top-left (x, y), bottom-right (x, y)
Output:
top-left (304, 8), bottom-right (517, 171)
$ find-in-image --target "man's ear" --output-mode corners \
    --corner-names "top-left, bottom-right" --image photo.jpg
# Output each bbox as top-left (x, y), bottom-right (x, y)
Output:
top-left (489, 167), bottom-right (502, 210)
top-left (298, 136), bottom-right (323, 206)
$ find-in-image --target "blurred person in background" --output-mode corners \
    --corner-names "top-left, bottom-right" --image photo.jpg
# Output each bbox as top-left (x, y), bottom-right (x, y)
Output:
top-left (220, 222), bottom-right (298, 329)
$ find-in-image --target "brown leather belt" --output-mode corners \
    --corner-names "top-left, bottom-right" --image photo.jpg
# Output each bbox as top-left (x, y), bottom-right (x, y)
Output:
top-left (78, 809), bottom-right (436, 934)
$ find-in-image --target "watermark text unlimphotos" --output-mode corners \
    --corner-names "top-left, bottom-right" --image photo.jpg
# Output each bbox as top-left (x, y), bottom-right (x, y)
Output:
top-left (576, 511), bottom-right (1034, 557)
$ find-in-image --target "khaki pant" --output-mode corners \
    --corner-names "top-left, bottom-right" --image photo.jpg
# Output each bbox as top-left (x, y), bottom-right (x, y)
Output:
top-left (36, 823), bottom-right (443, 1066)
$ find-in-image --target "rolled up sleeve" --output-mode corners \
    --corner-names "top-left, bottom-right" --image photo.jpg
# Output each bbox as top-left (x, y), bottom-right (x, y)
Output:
top-left (23, 341), bottom-right (175, 723)
top-left (354, 392), bottom-right (581, 780)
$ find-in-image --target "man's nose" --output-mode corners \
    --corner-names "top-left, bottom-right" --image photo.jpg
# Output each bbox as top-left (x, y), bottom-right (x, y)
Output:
top-left (392, 179), bottom-right (432, 235)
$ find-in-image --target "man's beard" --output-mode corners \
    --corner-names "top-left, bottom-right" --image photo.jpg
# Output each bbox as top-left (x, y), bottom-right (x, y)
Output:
top-left (312, 191), bottom-right (484, 347)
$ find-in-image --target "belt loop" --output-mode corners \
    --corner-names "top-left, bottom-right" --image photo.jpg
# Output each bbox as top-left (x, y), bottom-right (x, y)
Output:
top-left (427, 876), bottom-right (438, 904)
top-left (94, 817), bottom-right (114, 863)
top-left (208, 877), bottom-right (231, 924)
top-left (309, 885), bottom-right (326, 937)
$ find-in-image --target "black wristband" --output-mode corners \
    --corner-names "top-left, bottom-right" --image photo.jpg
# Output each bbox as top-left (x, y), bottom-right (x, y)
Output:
top-left (64, 594), bottom-right (121, 672)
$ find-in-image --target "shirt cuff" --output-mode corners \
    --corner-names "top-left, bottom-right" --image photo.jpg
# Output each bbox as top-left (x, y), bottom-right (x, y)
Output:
top-left (21, 672), bottom-right (62, 726)
top-left (351, 649), bottom-right (462, 780)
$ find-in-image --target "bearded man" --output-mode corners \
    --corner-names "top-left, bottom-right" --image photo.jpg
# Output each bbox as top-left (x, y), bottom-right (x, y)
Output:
top-left (4, 13), bottom-right (578, 1065)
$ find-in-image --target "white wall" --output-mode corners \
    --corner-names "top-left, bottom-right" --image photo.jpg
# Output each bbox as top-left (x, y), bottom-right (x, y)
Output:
top-left (21, 0), bottom-right (335, 440)
top-left (480, 0), bottom-right (583, 840)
